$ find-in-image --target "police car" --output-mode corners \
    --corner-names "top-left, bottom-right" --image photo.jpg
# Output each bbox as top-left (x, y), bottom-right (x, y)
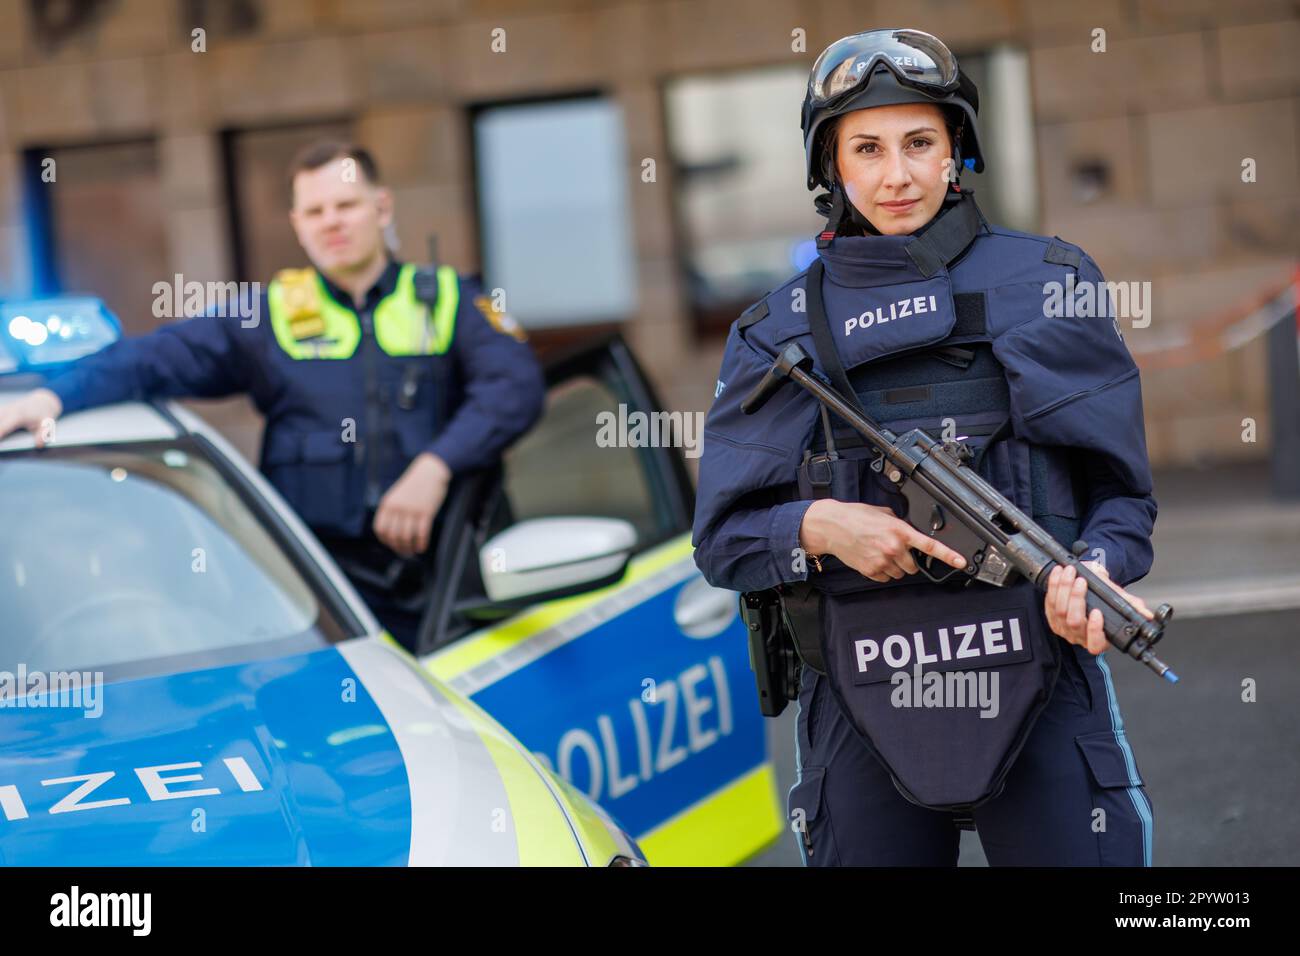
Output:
top-left (0, 297), bottom-right (783, 866)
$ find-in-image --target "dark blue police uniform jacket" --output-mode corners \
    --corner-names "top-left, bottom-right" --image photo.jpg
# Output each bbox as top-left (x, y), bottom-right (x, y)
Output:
top-left (46, 259), bottom-right (545, 541)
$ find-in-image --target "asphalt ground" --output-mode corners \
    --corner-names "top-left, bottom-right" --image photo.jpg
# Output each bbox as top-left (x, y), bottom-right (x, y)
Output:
top-left (748, 606), bottom-right (1300, 866)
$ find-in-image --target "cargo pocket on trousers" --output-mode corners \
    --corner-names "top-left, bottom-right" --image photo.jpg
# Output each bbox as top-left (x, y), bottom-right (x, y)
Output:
top-left (1075, 730), bottom-right (1143, 789)
top-left (788, 766), bottom-right (837, 866)
top-left (1075, 730), bottom-right (1151, 866)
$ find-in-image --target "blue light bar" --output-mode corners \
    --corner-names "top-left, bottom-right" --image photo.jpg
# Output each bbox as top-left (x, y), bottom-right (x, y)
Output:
top-left (791, 238), bottom-right (819, 272)
top-left (0, 297), bottom-right (120, 374)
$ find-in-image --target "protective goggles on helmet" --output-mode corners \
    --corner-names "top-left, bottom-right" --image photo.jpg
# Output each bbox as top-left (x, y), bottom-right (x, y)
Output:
top-left (807, 29), bottom-right (961, 112)
top-left (801, 28), bottom-right (984, 189)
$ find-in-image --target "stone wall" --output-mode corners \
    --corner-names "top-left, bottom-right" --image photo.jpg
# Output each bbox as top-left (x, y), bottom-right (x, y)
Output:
top-left (0, 0), bottom-right (1295, 467)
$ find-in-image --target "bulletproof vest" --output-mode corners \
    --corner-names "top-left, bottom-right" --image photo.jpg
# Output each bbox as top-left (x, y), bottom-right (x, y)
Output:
top-left (798, 297), bottom-right (1086, 588)
top-left (761, 194), bottom-right (1081, 811)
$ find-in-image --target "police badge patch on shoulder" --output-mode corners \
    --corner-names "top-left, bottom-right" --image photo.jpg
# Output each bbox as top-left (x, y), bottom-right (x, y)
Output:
top-left (474, 294), bottom-right (527, 342)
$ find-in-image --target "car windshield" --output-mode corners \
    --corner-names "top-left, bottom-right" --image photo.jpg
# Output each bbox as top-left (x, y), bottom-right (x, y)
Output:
top-left (0, 438), bottom-right (351, 683)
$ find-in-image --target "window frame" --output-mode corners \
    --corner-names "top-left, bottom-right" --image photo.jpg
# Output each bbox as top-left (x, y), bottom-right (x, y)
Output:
top-left (19, 137), bottom-right (167, 326)
top-left (217, 117), bottom-right (356, 284)
top-left (468, 90), bottom-right (640, 335)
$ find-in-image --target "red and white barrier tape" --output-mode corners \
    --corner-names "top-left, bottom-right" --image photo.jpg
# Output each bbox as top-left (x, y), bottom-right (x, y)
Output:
top-left (1131, 267), bottom-right (1299, 371)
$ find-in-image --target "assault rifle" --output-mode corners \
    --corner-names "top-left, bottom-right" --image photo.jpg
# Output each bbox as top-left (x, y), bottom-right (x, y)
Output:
top-left (742, 341), bottom-right (1178, 683)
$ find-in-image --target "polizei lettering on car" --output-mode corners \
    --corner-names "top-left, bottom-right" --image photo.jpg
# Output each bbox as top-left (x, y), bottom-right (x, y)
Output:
top-left (0, 756), bottom-right (264, 822)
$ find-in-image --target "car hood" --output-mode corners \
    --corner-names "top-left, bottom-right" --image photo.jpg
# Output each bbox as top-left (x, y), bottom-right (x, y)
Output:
top-left (0, 637), bottom-right (590, 865)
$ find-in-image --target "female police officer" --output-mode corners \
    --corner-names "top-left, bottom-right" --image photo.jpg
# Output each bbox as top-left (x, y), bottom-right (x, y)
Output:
top-left (692, 29), bottom-right (1159, 866)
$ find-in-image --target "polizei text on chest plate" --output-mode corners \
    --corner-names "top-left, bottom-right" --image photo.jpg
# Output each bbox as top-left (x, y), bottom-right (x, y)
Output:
top-left (845, 294), bottom-right (940, 336)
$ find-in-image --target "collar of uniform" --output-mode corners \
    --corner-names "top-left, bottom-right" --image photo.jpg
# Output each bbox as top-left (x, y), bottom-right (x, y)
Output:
top-left (817, 192), bottom-right (985, 286)
top-left (317, 257), bottom-right (403, 312)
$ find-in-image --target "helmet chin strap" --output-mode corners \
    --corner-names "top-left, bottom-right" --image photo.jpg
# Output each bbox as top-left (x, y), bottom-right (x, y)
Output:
top-left (815, 178), bottom-right (880, 249)
top-left (948, 118), bottom-right (967, 193)
top-left (843, 185), bottom-right (880, 235)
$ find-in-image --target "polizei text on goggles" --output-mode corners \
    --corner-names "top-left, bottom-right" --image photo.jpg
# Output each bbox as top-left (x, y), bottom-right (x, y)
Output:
top-left (807, 28), bottom-right (962, 105)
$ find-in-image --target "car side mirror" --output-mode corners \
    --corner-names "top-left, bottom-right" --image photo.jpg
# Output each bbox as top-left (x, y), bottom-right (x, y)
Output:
top-left (479, 516), bottom-right (637, 607)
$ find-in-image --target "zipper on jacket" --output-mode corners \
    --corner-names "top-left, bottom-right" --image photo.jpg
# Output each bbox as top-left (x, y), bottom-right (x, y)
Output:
top-left (359, 307), bottom-right (382, 510)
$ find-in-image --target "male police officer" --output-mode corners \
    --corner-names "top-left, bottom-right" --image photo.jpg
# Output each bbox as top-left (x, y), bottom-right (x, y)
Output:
top-left (0, 140), bottom-right (546, 647)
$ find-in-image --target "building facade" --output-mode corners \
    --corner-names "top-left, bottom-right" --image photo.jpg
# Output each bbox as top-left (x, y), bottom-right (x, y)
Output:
top-left (0, 0), bottom-right (1295, 467)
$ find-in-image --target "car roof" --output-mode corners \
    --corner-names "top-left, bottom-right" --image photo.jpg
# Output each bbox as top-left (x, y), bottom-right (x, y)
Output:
top-left (0, 394), bottom-right (178, 452)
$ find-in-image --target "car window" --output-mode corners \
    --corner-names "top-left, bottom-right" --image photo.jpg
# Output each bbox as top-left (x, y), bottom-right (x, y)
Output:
top-left (0, 439), bottom-right (348, 682)
top-left (426, 373), bottom-right (662, 648)
top-left (502, 375), bottom-right (658, 541)
top-left (424, 340), bottom-right (701, 653)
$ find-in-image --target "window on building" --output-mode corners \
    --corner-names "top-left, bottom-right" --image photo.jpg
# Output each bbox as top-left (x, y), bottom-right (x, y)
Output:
top-left (28, 140), bottom-right (167, 337)
top-left (955, 46), bottom-right (1038, 233)
top-left (222, 121), bottom-right (354, 283)
top-left (472, 96), bottom-right (638, 331)
top-left (664, 65), bottom-right (817, 338)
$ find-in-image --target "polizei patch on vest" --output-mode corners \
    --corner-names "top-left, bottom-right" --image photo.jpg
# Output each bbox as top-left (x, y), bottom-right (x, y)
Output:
top-left (844, 294), bottom-right (940, 336)
top-left (822, 275), bottom-right (957, 371)
top-left (849, 607), bottom-right (1034, 686)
